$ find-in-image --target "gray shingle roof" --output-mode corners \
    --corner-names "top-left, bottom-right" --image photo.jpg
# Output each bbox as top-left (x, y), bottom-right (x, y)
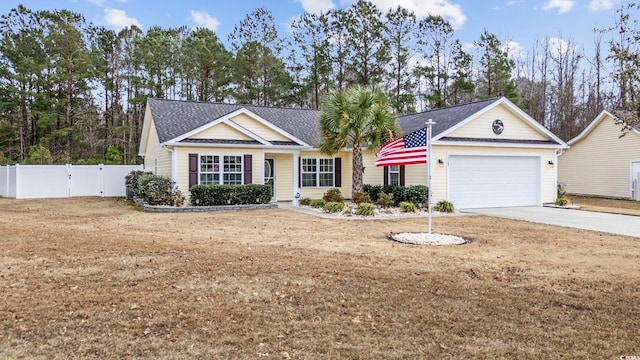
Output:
top-left (148, 97), bottom-right (557, 148)
top-left (397, 97), bottom-right (502, 137)
top-left (148, 98), bottom-right (321, 146)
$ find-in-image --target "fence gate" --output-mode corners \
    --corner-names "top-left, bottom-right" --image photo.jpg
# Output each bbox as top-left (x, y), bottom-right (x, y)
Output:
top-left (0, 164), bottom-right (143, 199)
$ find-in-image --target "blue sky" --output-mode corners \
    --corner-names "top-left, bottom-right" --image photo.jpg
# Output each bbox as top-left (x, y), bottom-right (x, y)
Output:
top-left (0, 0), bottom-right (624, 59)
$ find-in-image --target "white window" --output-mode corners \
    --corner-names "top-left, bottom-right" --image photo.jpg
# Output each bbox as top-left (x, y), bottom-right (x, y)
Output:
top-left (302, 158), bottom-right (334, 187)
top-left (388, 165), bottom-right (400, 186)
top-left (199, 155), bottom-right (242, 185)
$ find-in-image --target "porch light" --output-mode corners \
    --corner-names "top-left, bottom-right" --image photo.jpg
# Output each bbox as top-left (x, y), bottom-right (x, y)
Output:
top-left (437, 158), bottom-right (445, 168)
top-left (547, 160), bottom-right (555, 168)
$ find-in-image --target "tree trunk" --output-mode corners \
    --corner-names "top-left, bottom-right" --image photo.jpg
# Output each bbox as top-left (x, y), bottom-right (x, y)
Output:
top-left (352, 142), bottom-right (364, 194)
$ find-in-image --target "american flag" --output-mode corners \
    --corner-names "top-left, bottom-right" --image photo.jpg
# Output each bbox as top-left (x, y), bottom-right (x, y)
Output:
top-left (375, 128), bottom-right (428, 167)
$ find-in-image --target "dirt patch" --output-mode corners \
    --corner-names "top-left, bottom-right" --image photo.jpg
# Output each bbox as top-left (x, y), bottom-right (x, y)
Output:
top-left (1, 197), bottom-right (639, 359)
top-left (570, 195), bottom-right (640, 216)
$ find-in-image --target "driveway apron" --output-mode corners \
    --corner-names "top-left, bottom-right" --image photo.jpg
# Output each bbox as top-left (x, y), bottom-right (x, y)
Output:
top-left (462, 207), bottom-right (640, 238)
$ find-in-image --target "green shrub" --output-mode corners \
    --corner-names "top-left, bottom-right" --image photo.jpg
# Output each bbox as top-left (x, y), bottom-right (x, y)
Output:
top-left (310, 199), bottom-right (325, 208)
top-left (399, 201), bottom-right (417, 213)
top-left (363, 184), bottom-right (383, 202)
top-left (435, 200), bottom-right (454, 213)
top-left (231, 184), bottom-right (272, 204)
top-left (363, 184), bottom-right (428, 206)
top-left (355, 202), bottom-right (375, 216)
top-left (351, 191), bottom-right (371, 204)
top-left (404, 185), bottom-right (429, 207)
top-left (136, 174), bottom-right (185, 206)
top-left (299, 197), bottom-right (312, 206)
top-left (557, 182), bottom-right (567, 198)
top-left (323, 201), bottom-right (344, 213)
top-left (135, 174), bottom-right (159, 196)
top-left (383, 185), bottom-right (405, 206)
top-left (190, 184), bottom-right (271, 206)
top-left (322, 188), bottom-right (344, 203)
top-left (555, 196), bottom-right (569, 206)
top-left (190, 185), bottom-right (233, 205)
top-left (376, 192), bottom-right (394, 208)
top-left (125, 170), bottom-right (152, 194)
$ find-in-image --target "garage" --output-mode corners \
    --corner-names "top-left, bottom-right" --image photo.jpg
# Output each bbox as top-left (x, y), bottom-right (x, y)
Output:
top-left (448, 155), bottom-right (541, 209)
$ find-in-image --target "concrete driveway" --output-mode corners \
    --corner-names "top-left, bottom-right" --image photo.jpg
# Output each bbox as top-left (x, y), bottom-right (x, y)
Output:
top-left (462, 206), bottom-right (640, 238)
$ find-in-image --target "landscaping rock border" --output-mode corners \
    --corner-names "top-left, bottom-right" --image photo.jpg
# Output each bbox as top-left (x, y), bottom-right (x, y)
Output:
top-left (133, 197), bottom-right (277, 213)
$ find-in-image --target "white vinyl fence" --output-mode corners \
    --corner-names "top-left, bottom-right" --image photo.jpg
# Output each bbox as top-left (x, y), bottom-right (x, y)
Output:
top-left (0, 164), bottom-right (143, 199)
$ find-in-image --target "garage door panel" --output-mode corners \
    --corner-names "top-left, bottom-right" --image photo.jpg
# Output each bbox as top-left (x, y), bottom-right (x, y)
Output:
top-left (449, 155), bottom-right (540, 209)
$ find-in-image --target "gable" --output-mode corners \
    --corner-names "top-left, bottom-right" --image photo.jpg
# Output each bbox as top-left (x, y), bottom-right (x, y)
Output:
top-left (188, 122), bottom-right (253, 141)
top-left (138, 106), bottom-right (152, 156)
top-left (229, 113), bottom-right (291, 142)
top-left (446, 103), bottom-right (548, 141)
top-left (570, 113), bottom-right (640, 150)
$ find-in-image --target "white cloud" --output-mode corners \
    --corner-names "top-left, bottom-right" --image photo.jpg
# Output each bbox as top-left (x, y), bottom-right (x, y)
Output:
top-left (296, 0), bottom-right (336, 14)
top-left (115, 0), bottom-right (128, 3)
top-left (190, 10), bottom-right (220, 31)
top-left (103, 8), bottom-right (141, 30)
top-left (545, 37), bottom-right (581, 58)
top-left (503, 40), bottom-right (526, 60)
top-left (88, 0), bottom-right (105, 6)
top-left (461, 42), bottom-right (475, 53)
top-left (366, 0), bottom-right (467, 29)
top-left (588, 0), bottom-right (614, 11)
top-left (543, 0), bottom-right (575, 14)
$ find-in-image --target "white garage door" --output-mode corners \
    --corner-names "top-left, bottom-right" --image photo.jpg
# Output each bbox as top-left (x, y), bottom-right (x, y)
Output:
top-left (449, 155), bottom-right (540, 209)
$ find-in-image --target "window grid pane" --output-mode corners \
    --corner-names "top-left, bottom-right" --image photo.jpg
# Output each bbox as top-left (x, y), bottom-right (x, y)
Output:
top-left (319, 173), bottom-right (333, 187)
top-left (301, 158), bottom-right (335, 188)
top-left (200, 155), bottom-right (213, 172)
top-left (388, 165), bottom-right (400, 186)
top-left (222, 156), bottom-right (242, 185)
top-left (318, 158), bottom-right (334, 187)
top-left (302, 158), bottom-right (316, 173)
top-left (302, 173), bottom-right (317, 187)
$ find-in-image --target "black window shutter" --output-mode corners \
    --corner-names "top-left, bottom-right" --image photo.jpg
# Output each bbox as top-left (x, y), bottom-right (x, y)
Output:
top-left (334, 157), bottom-right (342, 188)
top-left (383, 166), bottom-right (389, 186)
top-left (243, 154), bottom-right (252, 184)
top-left (188, 153), bottom-right (198, 188)
top-left (400, 165), bottom-right (405, 186)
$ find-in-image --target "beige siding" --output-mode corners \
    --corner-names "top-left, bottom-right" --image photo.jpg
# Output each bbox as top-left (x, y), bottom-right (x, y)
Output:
top-left (230, 113), bottom-right (291, 142)
top-left (448, 105), bottom-right (547, 140)
top-left (363, 145), bottom-right (558, 205)
top-left (362, 148), bottom-right (383, 185)
top-left (190, 122), bottom-right (253, 141)
top-left (173, 147), bottom-right (264, 203)
top-left (559, 115), bottom-right (640, 198)
top-left (143, 118), bottom-right (172, 177)
top-left (298, 151), bottom-right (353, 200)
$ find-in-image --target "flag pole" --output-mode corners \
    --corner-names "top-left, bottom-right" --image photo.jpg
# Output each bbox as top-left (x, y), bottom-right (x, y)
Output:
top-left (425, 119), bottom-right (435, 235)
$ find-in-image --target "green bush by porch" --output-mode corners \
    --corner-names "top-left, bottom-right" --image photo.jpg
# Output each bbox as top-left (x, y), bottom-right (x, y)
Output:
top-left (190, 184), bottom-right (272, 206)
top-left (363, 184), bottom-right (428, 207)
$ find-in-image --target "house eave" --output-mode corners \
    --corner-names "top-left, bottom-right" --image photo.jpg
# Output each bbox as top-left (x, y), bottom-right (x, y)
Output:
top-left (162, 141), bottom-right (311, 150)
top-left (434, 140), bottom-right (567, 149)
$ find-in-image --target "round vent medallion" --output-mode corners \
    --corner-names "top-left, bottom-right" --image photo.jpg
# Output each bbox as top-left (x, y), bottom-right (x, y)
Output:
top-left (492, 119), bottom-right (504, 135)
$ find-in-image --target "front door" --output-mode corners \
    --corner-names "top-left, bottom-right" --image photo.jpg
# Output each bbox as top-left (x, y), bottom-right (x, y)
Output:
top-left (264, 158), bottom-right (275, 200)
top-left (632, 161), bottom-right (640, 201)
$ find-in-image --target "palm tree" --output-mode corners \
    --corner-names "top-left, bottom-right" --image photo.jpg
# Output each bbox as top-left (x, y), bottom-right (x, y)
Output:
top-left (319, 85), bottom-right (399, 194)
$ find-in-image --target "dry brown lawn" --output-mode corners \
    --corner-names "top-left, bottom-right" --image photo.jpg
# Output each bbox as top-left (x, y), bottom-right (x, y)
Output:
top-left (570, 195), bottom-right (640, 216)
top-left (1, 197), bottom-right (639, 359)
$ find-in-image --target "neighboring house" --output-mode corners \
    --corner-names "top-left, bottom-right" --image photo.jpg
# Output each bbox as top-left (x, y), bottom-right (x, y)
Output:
top-left (139, 96), bottom-right (567, 209)
top-left (558, 111), bottom-right (640, 200)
